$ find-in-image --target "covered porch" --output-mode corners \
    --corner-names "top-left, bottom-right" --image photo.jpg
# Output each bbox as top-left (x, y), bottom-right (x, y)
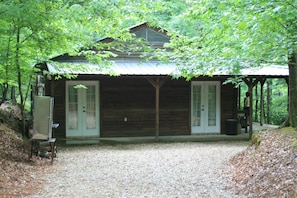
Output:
top-left (60, 122), bottom-right (278, 145)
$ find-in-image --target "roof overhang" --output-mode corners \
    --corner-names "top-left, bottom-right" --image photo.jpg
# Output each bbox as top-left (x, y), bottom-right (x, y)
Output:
top-left (45, 60), bottom-right (289, 78)
top-left (46, 60), bottom-right (178, 76)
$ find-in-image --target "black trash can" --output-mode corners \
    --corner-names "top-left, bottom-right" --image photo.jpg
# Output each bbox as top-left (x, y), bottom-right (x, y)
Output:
top-left (225, 119), bottom-right (238, 135)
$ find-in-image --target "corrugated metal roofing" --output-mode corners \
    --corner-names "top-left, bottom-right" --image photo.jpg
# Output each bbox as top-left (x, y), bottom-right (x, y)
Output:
top-left (46, 61), bottom-right (289, 77)
top-left (240, 65), bottom-right (288, 76)
top-left (47, 60), bottom-right (178, 75)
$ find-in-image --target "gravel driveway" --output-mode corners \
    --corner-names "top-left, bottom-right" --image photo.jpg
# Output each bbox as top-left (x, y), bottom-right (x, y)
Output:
top-left (28, 141), bottom-right (247, 198)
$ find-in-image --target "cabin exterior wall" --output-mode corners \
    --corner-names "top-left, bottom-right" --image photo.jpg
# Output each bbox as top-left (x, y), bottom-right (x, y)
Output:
top-left (44, 75), bottom-right (238, 138)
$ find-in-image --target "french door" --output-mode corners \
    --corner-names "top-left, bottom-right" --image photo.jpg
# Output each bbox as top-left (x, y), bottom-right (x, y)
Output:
top-left (191, 81), bottom-right (220, 133)
top-left (66, 81), bottom-right (100, 137)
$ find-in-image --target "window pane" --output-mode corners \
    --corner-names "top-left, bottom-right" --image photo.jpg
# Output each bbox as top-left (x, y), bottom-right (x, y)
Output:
top-left (86, 86), bottom-right (96, 129)
top-left (208, 85), bottom-right (216, 126)
top-left (68, 86), bottom-right (78, 129)
top-left (193, 85), bottom-right (201, 126)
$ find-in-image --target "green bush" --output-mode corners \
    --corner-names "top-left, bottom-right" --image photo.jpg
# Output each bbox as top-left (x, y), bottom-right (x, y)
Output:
top-left (270, 109), bottom-right (287, 125)
top-left (270, 94), bottom-right (287, 125)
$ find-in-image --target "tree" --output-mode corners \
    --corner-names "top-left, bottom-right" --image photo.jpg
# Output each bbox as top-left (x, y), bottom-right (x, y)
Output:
top-left (164, 0), bottom-right (297, 127)
top-left (0, 0), bottom-right (167, 136)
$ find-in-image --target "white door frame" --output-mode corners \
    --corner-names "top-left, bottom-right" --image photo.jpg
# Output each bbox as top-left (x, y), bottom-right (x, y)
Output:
top-left (191, 81), bottom-right (221, 134)
top-left (66, 81), bottom-right (100, 137)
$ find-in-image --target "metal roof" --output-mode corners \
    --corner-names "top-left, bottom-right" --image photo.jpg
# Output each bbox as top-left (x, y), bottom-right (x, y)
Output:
top-left (46, 61), bottom-right (289, 77)
top-left (240, 65), bottom-right (288, 76)
top-left (46, 60), bottom-right (178, 76)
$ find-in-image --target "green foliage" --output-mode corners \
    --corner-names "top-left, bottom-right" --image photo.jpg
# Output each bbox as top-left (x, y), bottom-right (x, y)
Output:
top-left (163, 0), bottom-right (297, 77)
top-left (270, 109), bottom-right (287, 125)
top-left (239, 78), bottom-right (288, 125)
top-left (269, 80), bottom-right (288, 125)
top-left (0, 0), bottom-right (168, 134)
top-left (162, 0), bottom-right (296, 127)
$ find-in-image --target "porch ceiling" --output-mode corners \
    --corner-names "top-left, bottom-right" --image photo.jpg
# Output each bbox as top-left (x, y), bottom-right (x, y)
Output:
top-left (46, 60), bottom-right (288, 77)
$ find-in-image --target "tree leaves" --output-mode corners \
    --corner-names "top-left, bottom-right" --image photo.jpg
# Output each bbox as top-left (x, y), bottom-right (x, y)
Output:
top-left (0, 0), bottom-right (168, 111)
top-left (163, 0), bottom-right (297, 78)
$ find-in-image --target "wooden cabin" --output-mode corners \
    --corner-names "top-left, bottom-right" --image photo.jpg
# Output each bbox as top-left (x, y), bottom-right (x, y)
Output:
top-left (37, 22), bottom-right (288, 139)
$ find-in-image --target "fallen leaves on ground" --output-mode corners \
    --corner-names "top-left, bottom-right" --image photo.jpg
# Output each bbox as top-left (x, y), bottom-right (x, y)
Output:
top-left (0, 124), bottom-right (49, 197)
top-left (227, 128), bottom-right (297, 197)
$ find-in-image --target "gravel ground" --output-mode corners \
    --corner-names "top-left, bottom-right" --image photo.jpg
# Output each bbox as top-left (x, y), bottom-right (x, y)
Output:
top-left (27, 141), bottom-right (247, 198)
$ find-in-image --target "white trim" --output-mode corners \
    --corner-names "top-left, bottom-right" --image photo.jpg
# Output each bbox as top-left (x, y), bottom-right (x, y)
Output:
top-left (66, 81), bottom-right (100, 137)
top-left (191, 81), bottom-right (221, 134)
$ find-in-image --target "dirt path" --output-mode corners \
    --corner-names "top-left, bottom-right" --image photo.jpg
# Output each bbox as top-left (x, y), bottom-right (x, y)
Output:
top-left (27, 142), bottom-right (247, 198)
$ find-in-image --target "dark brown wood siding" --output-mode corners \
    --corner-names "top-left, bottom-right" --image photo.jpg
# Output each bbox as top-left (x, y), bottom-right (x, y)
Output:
top-left (159, 79), bottom-right (190, 135)
top-left (44, 75), bottom-right (238, 138)
top-left (100, 77), bottom-right (190, 137)
top-left (221, 81), bottom-right (239, 134)
top-left (100, 77), bottom-right (155, 137)
top-left (44, 79), bottom-right (66, 139)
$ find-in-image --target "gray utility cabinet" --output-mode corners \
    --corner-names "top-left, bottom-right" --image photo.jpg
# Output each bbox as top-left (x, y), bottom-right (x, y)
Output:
top-left (29, 96), bottom-right (56, 164)
top-left (32, 96), bottom-right (54, 140)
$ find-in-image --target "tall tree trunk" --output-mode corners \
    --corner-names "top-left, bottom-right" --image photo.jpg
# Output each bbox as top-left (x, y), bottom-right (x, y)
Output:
top-left (15, 26), bottom-right (27, 136)
top-left (1, 30), bottom-right (13, 105)
top-left (11, 86), bottom-right (16, 105)
top-left (1, 83), bottom-right (9, 104)
top-left (288, 51), bottom-right (297, 127)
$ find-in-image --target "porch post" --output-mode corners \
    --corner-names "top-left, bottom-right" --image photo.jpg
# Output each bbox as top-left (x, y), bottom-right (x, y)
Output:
top-left (259, 78), bottom-right (266, 126)
top-left (147, 77), bottom-right (166, 140)
top-left (243, 78), bottom-right (259, 139)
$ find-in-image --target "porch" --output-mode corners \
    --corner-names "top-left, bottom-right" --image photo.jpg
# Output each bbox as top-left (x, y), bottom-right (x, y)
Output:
top-left (59, 122), bottom-right (278, 145)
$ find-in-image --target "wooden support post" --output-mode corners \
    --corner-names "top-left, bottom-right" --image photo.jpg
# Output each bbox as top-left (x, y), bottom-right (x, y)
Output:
top-left (259, 78), bottom-right (266, 126)
top-left (243, 78), bottom-right (259, 140)
top-left (146, 77), bottom-right (166, 140)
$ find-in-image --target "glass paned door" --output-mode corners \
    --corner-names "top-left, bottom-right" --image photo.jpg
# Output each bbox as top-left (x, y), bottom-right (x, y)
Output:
top-left (66, 81), bottom-right (100, 137)
top-left (191, 81), bottom-right (220, 133)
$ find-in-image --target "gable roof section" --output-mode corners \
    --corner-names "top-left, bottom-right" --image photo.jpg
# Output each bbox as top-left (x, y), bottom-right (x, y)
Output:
top-left (46, 22), bottom-right (288, 78)
top-left (97, 22), bottom-right (169, 44)
top-left (51, 22), bottom-right (170, 62)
